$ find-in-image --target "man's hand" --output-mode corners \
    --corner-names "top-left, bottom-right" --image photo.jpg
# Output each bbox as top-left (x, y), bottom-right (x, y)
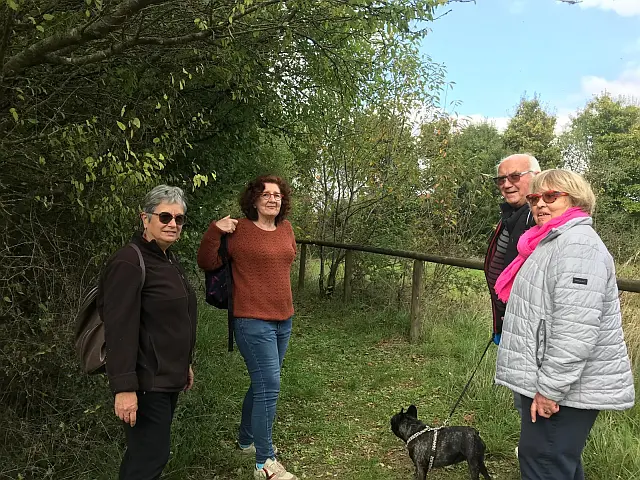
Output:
top-left (216, 215), bottom-right (238, 234)
top-left (185, 365), bottom-right (194, 391)
top-left (115, 391), bottom-right (138, 426)
top-left (531, 392), bottom-right (560, 423)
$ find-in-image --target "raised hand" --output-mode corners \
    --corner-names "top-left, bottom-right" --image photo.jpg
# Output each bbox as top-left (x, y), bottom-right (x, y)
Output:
top-left (216, 215), bottom-right (238, 234)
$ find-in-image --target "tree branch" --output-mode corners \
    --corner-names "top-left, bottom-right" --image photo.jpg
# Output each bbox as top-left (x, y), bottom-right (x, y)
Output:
top-left (3, 0), bottom-right (287, 75)
top-left (42, 30), bottom-right (214, 66)
top-left (2, 0), bottom-right (166, 75)
top-left (0, 4), bottom-right (14, 86)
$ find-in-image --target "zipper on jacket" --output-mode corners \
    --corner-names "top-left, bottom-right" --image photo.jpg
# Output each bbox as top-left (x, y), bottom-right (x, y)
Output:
top-left (536, 318), bottom-right (547, 368)
top-left (172, 256), bottom-right (194, 372)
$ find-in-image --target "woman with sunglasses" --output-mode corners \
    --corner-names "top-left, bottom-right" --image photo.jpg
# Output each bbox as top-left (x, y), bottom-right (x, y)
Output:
top-left (98, 185), bottom-right (197, 480)
top-left (493, 170), bottom-right (634, 480)
top-left (198, 175), bottom-right (298, 480)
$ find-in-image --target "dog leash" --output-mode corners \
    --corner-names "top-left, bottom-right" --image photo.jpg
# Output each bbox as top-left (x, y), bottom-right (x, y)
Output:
top-left (443, 336), bottom-right (494, 426)
top-left (407, 337), bottom-right (493, 474)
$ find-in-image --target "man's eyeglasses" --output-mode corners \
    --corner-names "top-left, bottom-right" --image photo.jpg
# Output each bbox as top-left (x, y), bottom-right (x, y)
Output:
top-left (493, 170), bottom-right (534, 186)
top-left (151, 212), bottom-right (186, 226)
top-left (525, 191), bottom-right (569, 206)
top-left (260, 192), bottom-right (283, 201)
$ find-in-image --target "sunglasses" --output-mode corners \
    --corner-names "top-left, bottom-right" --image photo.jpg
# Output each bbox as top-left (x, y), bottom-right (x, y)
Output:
top-left (526, 191), bottom-right (569, 206)
top-left (493, 170), bottom-right (533, 186)
top-left (151, 212), bottom-right (186, 226)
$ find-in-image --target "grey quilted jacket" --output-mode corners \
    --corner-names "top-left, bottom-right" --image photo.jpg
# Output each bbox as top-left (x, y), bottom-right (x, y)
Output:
top-left (495, 217), bottom-right (635, 410)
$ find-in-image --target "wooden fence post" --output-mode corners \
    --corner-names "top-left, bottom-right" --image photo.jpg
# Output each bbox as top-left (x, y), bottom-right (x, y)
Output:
top-left (298, 243), bottom-right (307, 290)
top-left (410, 259), bottom-right (424, 343)
top-left (343, 249), bottom-right (353, 302)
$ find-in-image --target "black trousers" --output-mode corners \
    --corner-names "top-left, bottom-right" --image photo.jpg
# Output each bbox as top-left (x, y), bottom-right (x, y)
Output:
top-left (518, 394), bottom-right (599, 480)
top-left (119, 391), bottom-right (180, 480)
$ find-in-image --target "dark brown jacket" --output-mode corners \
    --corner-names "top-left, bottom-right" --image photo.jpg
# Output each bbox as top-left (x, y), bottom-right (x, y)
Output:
top-left (484, 203), bottom-right (535, 335)
top-left (97, 233), bottom-right (197, 394)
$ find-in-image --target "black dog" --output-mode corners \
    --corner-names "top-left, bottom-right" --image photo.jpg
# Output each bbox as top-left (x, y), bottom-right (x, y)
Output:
top-left (390, 405), bottom-right (491, 480)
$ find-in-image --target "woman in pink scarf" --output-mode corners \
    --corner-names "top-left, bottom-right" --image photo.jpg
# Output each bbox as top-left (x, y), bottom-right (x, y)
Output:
top-left (494, 170), bottom-right (635, 480)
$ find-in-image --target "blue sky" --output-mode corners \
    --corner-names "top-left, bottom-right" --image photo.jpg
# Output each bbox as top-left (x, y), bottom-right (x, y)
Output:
top-left (421, 0), bottom-right (640, 131)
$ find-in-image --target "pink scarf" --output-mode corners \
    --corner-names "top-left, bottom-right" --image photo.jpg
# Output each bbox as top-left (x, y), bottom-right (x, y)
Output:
top-left (494, 207), bottom-right (589, 303)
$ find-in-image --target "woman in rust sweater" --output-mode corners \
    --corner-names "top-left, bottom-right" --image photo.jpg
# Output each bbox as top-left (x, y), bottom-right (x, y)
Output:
top-left (197, 175), bottom-right (298, 480)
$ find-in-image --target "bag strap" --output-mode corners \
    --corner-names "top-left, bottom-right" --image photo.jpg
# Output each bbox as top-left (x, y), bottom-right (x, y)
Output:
top-left (129, 243), bottom-right (146, 286)
top-left (220, 235), bottom-right (235, 352)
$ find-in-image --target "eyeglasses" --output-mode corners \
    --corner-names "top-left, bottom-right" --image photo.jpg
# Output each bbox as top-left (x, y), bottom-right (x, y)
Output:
top-left (493, 170), bottom-right (534, 186)
top-left (260, 192), bottom-right (283, 201)
top-left (151, 212), bottom-right (186, 226)
top-left (526, 191), bottom-right (570, 206)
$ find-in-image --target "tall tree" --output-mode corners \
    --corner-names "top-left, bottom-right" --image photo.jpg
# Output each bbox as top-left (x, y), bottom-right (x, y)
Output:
top-left (560, 95), bottom-right (640, 261)
top-left (1, 1), bottom-right (453, 475)
top-left (502, 96), bottom-right (561, 169)
top-left (417, 118), bottom-right (507, 256)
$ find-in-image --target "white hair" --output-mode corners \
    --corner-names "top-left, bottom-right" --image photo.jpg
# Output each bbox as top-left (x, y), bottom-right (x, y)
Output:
top-left (496, 153), bottom-right (541, 175)
top-left (142, 185), bottom-right (187, 216)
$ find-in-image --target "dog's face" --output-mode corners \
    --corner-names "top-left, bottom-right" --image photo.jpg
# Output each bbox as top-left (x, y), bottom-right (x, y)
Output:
top-left (390, 404), bottom-right (420, 441)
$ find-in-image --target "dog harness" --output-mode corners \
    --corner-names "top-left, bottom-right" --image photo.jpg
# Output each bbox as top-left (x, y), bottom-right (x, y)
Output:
top-left (405, 426), bottom-right (442, 473)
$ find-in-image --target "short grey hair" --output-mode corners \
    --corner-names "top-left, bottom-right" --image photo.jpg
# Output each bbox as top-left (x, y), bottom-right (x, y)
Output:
top-left (496, 153), bottom-right (541, 175)
top-left (142, 185), bottom-right (187, 215)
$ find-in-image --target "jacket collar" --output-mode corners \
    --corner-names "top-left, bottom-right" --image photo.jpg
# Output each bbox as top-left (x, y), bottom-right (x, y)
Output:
top-left (540, 216), bottom-right (593, 244)
top-left (500, 202), bottom-right (534, 231)
top-left (130, 231), bottom-right (173, 259)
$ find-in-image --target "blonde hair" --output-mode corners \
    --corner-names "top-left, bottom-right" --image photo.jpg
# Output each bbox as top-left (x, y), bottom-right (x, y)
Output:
top-left (530, 169), bottom-right (596, 214)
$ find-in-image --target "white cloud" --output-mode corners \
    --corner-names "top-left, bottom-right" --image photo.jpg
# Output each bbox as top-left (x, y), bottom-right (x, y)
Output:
top-left (554, 108), bottom-right (574, 134)
top-left (578, 0), bottom-right (640, 17)
top-left (464, 114), bottom-right (511, 132)
top-left (508, 0), bottom-right (527, 15)
top-left (580, 66), bottom-right (640, 98)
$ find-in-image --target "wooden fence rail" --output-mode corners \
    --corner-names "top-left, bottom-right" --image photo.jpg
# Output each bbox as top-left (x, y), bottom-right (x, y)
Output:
top-left (295, 239), bottom-right (640, 343)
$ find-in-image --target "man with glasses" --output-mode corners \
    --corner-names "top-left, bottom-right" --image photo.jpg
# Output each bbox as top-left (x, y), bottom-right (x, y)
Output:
top-left (484, 154), bottom-right (540, 422)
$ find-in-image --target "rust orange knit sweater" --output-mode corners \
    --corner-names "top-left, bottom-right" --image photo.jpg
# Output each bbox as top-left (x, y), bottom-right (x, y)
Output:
top-left (197, 218), bottom-right (296, 320)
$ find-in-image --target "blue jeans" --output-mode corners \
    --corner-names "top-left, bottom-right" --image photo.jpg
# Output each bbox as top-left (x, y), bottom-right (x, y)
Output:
top-left (234, 317), bottom-right (292, 463)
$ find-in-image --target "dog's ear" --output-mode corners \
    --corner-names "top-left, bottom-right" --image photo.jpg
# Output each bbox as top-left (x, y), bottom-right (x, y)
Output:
top-left (407, 404), bottom-right (418, 418)
top-left (400, 407), bottom-right (405, 414)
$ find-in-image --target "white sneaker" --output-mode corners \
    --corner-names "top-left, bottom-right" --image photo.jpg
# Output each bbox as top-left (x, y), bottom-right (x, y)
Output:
top-left (253, 458), bottom-right (298, 480)
top-left (238, 442), bottom-right (278, 455)
top-left (515, 446), bottom-right (519, 458)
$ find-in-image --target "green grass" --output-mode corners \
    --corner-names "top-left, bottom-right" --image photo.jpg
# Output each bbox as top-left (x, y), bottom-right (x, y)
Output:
top-left (163, 291), bottom-right (520, 480)
top-left (163, 282), bottom-right (638, 480)
top-left (6, 266), bottom-right (637, 480)
top-left (160, 288), bottom-right (518, 480)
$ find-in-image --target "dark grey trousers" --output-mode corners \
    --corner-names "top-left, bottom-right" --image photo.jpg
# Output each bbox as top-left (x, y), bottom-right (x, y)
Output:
top-left (119, 391), bottom-right (180, 480)
top-left (518, 394), bottom-right (599, 480)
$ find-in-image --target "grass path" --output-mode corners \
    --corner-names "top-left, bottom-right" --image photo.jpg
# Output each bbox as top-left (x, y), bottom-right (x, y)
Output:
top-left (166, 291), bottom-right (524, 479)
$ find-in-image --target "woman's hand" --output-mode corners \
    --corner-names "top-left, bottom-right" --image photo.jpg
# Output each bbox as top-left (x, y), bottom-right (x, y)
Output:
top-left (216, 215), bottom-right (238, 234)
top-left (115, 391), bottom-right (138, 426)
top-left (185, 365), bottom-right (194, 391)
top-left (531, 392), bottom-right (560, 422)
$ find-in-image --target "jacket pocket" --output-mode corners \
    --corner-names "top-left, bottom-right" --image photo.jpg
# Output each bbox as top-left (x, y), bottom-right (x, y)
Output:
top-left (535, 318), bottom-right (547, 368)
top-left (148, 335), bottom-right (162, 375)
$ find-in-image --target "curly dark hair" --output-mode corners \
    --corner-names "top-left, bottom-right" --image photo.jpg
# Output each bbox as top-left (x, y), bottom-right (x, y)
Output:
top-left (239, 175), bottom-right (292, 225)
